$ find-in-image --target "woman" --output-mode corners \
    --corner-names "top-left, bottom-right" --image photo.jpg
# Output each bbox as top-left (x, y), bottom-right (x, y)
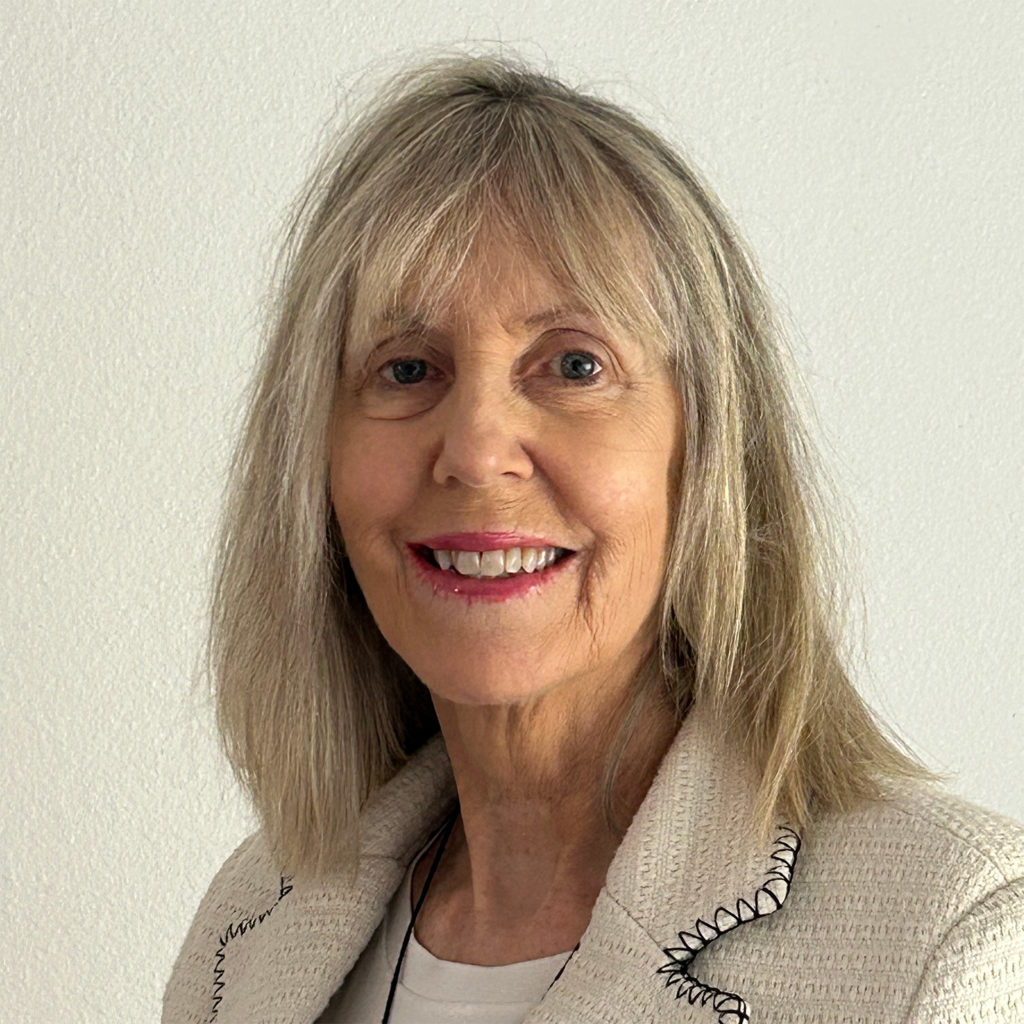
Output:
top-left (164, 55), bottom-right (1024, 1023)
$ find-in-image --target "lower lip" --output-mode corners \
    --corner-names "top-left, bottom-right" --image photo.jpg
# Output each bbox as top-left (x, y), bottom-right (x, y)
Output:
top-left (407, 546), bottom-right (576, 604)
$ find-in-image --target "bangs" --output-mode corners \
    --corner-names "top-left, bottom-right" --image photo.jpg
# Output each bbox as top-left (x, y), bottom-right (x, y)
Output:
top-left (343, 95), bottom-right (669, 360)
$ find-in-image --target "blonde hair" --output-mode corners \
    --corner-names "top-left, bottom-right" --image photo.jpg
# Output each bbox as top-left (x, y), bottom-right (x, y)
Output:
top-left (211, 53), bottom-right (927, 875)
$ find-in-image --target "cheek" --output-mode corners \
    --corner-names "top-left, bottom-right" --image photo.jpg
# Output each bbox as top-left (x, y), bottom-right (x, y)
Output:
top-left (329, 422), bottom-right (414, 543)
top-left (598, 469), bottom-right (670, 574)
top-left (570, 413), bottom-right (676, 546)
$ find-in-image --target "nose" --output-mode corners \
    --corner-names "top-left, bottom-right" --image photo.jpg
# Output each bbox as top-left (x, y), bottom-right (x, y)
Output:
top-left (431, 375), bottom-right (535, 488)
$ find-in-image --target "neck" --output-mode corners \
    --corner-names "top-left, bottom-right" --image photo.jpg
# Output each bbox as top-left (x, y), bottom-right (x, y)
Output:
top-left (414, 666), bottom-right (679, 964)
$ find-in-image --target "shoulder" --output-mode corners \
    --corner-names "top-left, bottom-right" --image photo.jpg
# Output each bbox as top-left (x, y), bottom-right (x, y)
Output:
top-left (779, 784), bottom-right (1024, 1020)
top-left (885, 782), bottom-right (1024, 878)
top-left (163, 831), bottom-right (290, 1024)
top-left (805, 781), bottom-right (1024, 895)
top-left (161, 740), bottom-right (456, 1023)
top-left (183, 829), bottom-right (289, 933)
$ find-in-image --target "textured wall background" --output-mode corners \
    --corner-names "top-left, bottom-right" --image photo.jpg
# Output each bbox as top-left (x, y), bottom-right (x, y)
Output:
top-left (2, 1), bottom-right (1021, 1020)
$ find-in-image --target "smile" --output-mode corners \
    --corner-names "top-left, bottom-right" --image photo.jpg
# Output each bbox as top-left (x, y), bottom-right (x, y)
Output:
top-left (407, 544), bottom-right (577, 603)
top-left (425, 545), bottom-right (572, 578)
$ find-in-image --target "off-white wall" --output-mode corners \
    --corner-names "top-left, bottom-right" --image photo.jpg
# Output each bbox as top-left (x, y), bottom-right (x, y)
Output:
top-left (2, 1), bottom-right (1021, 1020)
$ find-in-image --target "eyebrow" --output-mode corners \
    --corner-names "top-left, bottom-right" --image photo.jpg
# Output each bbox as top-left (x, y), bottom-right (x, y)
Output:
top-left (371, 304), bottom-right (599, 333)
top-left (516, 305), bottom-right (599, 330)
top-left (373, 306), bottom-right (427, 329)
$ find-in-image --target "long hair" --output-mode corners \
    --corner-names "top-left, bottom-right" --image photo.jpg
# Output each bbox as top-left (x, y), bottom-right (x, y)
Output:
top-left (210, 53), bottom-right (927, 875)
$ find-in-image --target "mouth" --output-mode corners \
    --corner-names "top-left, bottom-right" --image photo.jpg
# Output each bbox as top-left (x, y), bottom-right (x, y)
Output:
top-left (410, 543), bottom-right (576, 580)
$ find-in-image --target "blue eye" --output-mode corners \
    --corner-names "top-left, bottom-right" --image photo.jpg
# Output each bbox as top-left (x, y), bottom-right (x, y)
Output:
top-left (559, 350), bottom-right (602, 383)
top-left (382, 359), bottom-right (429, 385)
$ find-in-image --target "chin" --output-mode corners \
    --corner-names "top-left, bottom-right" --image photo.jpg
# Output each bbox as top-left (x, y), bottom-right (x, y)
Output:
top-left (423, 671), bottom-right (563, 709)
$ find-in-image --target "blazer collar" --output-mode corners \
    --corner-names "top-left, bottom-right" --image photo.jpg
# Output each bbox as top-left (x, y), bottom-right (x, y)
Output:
top-left (525, 700), bottom-right (800, 1022)
top-left (217, 736), bottom-right (458, 1023)
top-left (217, 702), bottom-right (798, 1023)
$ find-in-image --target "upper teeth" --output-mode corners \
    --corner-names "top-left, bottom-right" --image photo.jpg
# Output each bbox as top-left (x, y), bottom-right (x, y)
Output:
top-left (433, 546), bottom-right (565, 577)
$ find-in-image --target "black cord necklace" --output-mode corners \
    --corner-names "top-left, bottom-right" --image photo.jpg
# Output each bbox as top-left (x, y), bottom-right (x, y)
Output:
top-left (380, 807), bottom-right (580, 1024)
top-left (381, 807), bottom-right (459, 1024)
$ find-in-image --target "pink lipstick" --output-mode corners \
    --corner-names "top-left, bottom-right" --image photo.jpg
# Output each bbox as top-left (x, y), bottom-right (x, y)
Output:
top-left (406, 539), bottom-right (577, 604)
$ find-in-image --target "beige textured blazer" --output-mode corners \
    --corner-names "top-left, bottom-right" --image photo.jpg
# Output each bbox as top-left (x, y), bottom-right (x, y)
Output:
top-left (164, 703), bottom-right (1024, 1023)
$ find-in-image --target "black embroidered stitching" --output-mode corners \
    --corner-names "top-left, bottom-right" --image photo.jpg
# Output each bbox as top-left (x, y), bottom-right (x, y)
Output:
top-left (209, 876), bottom-right (293, 1023)
top-left (656, 827), bottom-right (800, 1023)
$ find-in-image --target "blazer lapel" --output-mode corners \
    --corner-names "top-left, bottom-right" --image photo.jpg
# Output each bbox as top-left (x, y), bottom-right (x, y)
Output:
top-left (525, 702), bottom-right (800, 1023)
top-left (211, 734), bottom-right (457, 1024)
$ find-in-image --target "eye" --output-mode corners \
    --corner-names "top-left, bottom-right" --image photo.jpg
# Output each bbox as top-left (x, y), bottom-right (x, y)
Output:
top-left (380, 358), bottom-right (431, 385)
top-left (555, 350), bottom-right (603, 384)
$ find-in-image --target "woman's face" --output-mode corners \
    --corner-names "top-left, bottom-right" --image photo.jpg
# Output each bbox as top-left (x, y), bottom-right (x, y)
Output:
top-left (329, 236), bottom-right (683, 708)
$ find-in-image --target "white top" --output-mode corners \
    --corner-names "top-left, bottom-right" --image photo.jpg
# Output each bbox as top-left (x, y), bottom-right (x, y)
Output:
top-left (317, 842), bottom-right (574, 1023)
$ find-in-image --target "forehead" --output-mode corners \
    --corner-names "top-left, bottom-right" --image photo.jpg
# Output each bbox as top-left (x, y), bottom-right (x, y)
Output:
top-left (349, 242), bottom-right (592, 355)
top-left (345, 223), bottom-right (663, 367)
